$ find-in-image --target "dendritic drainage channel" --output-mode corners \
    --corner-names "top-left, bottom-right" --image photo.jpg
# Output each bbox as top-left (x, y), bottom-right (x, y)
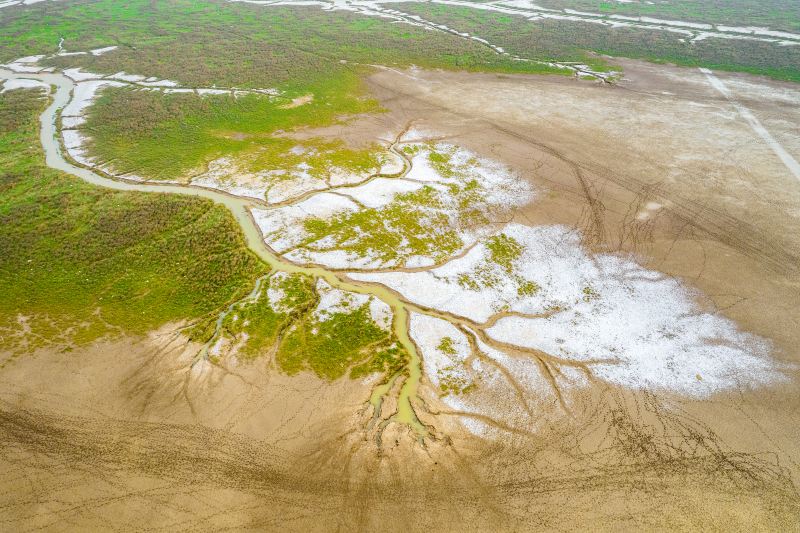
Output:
top-left (0, 66), bottom-right (434, 441)
top-left (0, 64), bottom-right (793, 444)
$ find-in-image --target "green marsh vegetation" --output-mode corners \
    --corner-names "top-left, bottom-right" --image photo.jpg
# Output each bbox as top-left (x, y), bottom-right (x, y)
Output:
top-left (437, 364), bottom-right (475, 396)
top-left (185, 272), bottom-right (318, 358)
top-left (0, 87), bottom-right (410, 383)
top-left (301, 185), bottom-right (465, 266)
top-left (248, 137), bottom-right (385, 183)
top-left (192, 272), bottom-right (409, 381)
top-left (295, 143), bottom-right (514, 267)
top-left (278, 299), bottom-right (407, 381)
top-left (582, 285), bottom-right (600, 302)
top-left (435, 338), bottom-right (474, 396)
top-left (457, 233), bottom-right (540, 297)
top-left (83, 82), bottom-right (383, 181)
top-left (0, 0), bottom-right (565, 85)
top-left (0, 0), bottom-right (572, 181)
top-left (0, 87), bottom-right (267, 356)
top-left (388, 2), bottom-right (618, 73)
top-left (534, 0), bottom-right (800, 33)
top-left (5, 0), bottom-right (794, 78)
top-left (388, 3), bottom-right (800, 82)
top-left (437, 336), bottom-right (457, 356)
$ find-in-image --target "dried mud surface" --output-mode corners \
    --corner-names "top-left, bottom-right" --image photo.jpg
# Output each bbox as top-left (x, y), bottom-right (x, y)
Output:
top-left (2, 59), bottom-right (800, 531)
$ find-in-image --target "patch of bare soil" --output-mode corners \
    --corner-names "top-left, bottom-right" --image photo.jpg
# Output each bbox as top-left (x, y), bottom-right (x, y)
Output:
top-left (2, 328), bottom-right (799, 530)
top-left (280, 94), bottom-right (314, 109)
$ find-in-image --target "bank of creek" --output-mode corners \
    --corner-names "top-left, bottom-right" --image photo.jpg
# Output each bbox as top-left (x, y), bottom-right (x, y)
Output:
top-left (0, 67), bottom-right (432, 439)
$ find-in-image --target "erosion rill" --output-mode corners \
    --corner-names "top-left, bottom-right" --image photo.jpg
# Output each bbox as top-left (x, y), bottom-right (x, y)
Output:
top-left (0, 67), bottom-right (430, 441)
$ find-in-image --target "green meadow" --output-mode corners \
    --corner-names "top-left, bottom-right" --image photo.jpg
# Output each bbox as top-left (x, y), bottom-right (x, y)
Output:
top-left (0, 87), bottom-right (266, 356)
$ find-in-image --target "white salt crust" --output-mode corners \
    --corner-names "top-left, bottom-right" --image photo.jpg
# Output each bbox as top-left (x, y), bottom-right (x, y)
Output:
top-left (0, 78), bottom-right (49, 93)
top-left (254, 139), bottom-right (532, 269)
top-left (355, 223), bottom-right (789, 397)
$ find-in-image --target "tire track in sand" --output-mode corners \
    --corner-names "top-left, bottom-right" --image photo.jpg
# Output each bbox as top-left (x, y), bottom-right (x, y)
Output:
top-left (700, 67), bottom-right (800, 184)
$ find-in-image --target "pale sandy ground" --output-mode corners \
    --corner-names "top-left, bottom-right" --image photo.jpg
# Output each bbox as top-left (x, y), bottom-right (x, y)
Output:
top-left (2, 59), bottom-right (800, 530)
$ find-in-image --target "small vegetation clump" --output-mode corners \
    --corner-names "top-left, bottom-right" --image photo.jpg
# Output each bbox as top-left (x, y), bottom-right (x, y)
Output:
top-left (486, 233), bottom-right (524, 273)
top-left (437, 336), bottom-right (457, 356)
top-left (402, 145), bottom-right (423, 157)
top-left (457, 233), bottom-right (540, 297)
top-left (434, 336), bottom-right (474, 396)
top-left (427, 148), bottom-right (458, 179)
top-left (199, 271), bottom-right (409, 381)
top-left (517, 279), bottom-right (541, 298)
top-left (437, 364), bottom-right (475, 397)
top-left (582, 285), bottom-right (600, 302)
top-left (301, 185), bottom-right (465, 266)
top-left (0, 88), bottom-right (266, 356)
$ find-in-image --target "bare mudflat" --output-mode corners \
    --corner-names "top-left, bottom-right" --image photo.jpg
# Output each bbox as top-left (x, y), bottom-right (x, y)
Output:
top-left (2, 59), bottom-right (800, 530)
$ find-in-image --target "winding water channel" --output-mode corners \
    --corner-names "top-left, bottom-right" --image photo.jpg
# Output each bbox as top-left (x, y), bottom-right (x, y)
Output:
top-left (0, 68), bottom-right (426, 436)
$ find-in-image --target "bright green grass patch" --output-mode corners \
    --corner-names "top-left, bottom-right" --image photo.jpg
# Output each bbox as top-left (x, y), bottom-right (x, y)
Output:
top-left (486, 234), bottom-right (523, 273)
top-left (215, 273), bottom-right (318, 360)
top-left (0, 88), bottom-right (266, 356)
top-left (248, 137), bottom-right (386, 183)
top-left (82, 76), bottom-right (381, 181)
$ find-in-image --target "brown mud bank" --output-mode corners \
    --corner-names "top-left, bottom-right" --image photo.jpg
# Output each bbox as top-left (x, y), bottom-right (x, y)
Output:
top-left (1, 329), bottom-right (799, 531)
